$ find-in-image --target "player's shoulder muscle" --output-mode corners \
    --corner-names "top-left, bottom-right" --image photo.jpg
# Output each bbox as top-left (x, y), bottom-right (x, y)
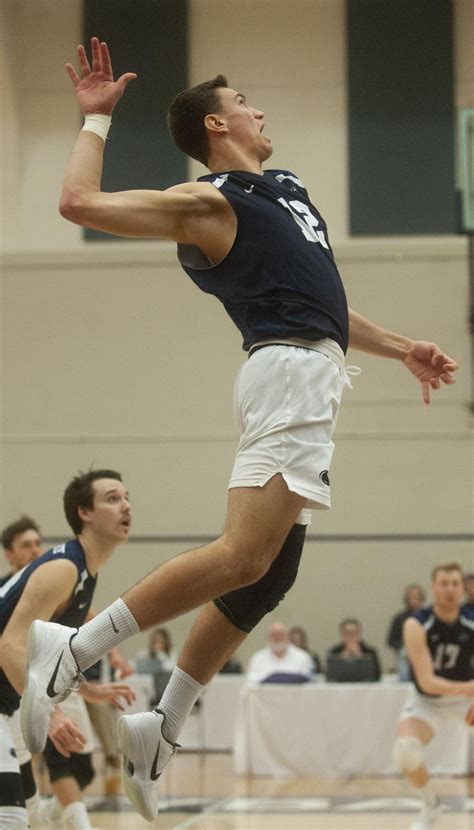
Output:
top-left (165, 181), bottom-right (230, 213)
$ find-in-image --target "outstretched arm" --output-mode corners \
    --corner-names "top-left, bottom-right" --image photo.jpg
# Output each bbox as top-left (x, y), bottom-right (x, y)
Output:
top-left (59, 37), bottom-right (228, 241)
top-left (348, 309), bottom-right (458, 404)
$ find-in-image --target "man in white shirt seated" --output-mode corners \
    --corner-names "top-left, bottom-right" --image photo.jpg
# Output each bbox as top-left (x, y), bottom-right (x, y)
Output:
top-left (246, 622), bottom-right (315, 684)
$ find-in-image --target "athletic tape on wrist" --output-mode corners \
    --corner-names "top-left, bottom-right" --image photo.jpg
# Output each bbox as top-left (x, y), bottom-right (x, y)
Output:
top-left (82, 113), bottom-right (112, 142)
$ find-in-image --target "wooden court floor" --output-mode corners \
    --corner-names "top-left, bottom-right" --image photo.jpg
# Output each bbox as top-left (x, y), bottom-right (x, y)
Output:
top-left (36, 751), bottom-right (474, 829)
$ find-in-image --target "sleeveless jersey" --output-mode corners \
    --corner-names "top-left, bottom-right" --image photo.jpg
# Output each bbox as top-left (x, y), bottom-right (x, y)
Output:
top-left (178, 169), bottom-right (349, 353)
top-left (410, 605), bottom-right (474, 697)
top-left (0, 539), bottom-right (96, 715)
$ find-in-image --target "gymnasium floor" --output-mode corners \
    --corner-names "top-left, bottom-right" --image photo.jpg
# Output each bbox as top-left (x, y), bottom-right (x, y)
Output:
top-left (38, 752), bottom-right (473, 829)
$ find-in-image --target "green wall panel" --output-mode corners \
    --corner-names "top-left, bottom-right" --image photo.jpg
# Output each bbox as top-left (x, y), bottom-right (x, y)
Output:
top-left (347, 0), bottom-right (456, 235)
top-left (83, 0), bottom-right (187, 240)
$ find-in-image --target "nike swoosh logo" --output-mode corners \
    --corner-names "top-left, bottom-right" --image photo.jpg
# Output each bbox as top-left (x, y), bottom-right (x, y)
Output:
top-left (150, 740), bottom-right (162, 780)
top-left (244, 185), bottom-right (254, 193)
top-left (47, 651), bottom-right (64, 698)
top-left (109, 614), bottom-right (119, 633)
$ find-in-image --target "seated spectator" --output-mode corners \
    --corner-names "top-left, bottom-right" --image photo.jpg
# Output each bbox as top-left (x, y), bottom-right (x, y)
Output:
top-left (246, 622), bottom-right (314, 684)
top-left (463, 573), bottom-right (474, 612)
top-left (327, 618), bottom-right (381, 682)
top-left (386, 584), bottom-right (425, 680)
top-left (135, 627), bottom-right (176, 707)
top-left (136, 626), bottom-right (176, 673)
top-left (289, 625), bottom-right (322, 673)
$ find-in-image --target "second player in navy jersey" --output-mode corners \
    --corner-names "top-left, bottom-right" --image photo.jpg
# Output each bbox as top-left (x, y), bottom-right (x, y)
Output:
top-left (0, 470), bottom-right (134, 830)
top-left (393, 563), bottom-right (474, 830)
top-left (409, 604), bottom-right (473, 696)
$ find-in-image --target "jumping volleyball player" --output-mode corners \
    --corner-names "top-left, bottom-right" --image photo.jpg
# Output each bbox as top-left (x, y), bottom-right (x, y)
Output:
top-left (21, 38), bottom-right (458, 821)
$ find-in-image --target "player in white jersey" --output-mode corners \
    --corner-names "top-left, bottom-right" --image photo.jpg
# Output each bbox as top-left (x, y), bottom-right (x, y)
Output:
top-left (393, 562), bottom-right (474, 830)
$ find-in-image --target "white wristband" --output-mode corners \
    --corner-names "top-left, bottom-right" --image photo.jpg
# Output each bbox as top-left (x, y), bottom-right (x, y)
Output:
top-left (82, 113), bottom-right (112, 142)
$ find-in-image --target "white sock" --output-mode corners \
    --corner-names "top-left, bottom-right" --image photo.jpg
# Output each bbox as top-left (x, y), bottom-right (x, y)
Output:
top-left (62, 800), bottom-right (92, 830)
top-left (155, 666), bottom-right (204, 744)
top-left (72, 598), bottom-right (139, 671)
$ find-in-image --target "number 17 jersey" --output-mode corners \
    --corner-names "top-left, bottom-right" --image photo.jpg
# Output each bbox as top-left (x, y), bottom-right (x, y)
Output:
top-left (410, 606), bottom-right (474, 697)
top-left (178, 169), bottom-right (349, 353)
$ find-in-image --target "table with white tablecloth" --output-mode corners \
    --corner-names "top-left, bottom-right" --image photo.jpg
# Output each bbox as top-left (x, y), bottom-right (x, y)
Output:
top-left (233, 682), bottom-right (473, 777)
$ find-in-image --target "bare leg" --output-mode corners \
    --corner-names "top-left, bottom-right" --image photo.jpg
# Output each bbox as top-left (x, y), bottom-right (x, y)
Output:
top-left (177, 602), bottom-right (248, 685)
top-left (123, 475), bottom-right (305, 629)
top-left (52, 776), bottom-right (82, 807)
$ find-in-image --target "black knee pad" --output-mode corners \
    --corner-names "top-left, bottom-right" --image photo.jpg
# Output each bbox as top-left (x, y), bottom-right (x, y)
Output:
top-left (214, 523), bottom-right (306, 633)
top-left (19, 760), bottom-right (36, 801)
top-left (43, 740), bottom-right (95, 789)
top-left (70, 753), bottom-right (95, 790)
top-left (0, 772), bottom-right (26, 808)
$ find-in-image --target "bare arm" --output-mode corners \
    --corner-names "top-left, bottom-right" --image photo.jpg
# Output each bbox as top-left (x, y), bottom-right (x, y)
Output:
top-left (59, 38), bottom-right (231, 244)
top-left (348, 309), bottom-right (458, 404)
top-left (403, 618), bottom-right (474, 697)
top-left (0, 559), bottom-right (78, 695)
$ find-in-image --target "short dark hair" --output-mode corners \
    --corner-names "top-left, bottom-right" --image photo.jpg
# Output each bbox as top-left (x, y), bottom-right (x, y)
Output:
top-left (64, 469), bottom-right (122, 536)
top-left (340, 617), bottom-right (361, 632)
top-left (167, 75), bottom-right (228, 166)
top-left (1, 516), bottom-right (41, 551)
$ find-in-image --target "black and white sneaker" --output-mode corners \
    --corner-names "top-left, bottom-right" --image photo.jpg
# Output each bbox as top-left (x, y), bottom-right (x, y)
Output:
top-left (117, 710), bottom-right (178, 821)
top-left (20, 620), bottom-right (83, 753)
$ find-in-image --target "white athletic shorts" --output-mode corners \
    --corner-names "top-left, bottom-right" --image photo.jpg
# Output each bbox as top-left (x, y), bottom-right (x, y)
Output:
top-left (399, 690), bottom-right (472, 734)
top-left (0, 712), bottom-right (22, 774)
top-left (229, 337), bottom-right (353, 524)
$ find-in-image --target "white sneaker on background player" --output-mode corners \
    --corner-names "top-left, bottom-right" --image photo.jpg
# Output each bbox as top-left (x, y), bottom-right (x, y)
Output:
top-left (117, 710), bottom-right (178, 821)
top-left (20, 620), bottom-right (83, 753)
top-left (410, 799), bottom-right (443, 830)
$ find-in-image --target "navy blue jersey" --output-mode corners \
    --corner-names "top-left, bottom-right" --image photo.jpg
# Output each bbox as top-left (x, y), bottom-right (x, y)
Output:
top-left (0, 539), bottom-right (96, 715)
top-left (178, 169), bottom-right (349, 353)
top-left (409, 605), bottom-right (474, 697)
top-left (0, 571), bottom-right (12, 588)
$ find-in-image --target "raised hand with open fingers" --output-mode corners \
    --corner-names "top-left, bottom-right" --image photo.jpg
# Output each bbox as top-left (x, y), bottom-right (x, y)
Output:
top-left (66, 36), bottom-right (136, 115)
top-left (402, 341), bottom-right (458, 405)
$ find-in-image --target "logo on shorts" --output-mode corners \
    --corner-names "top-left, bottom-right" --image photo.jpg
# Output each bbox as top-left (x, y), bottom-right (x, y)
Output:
top-left (319, 470), bottom-right (330, 486)
top-left (9, 747), bottom-right (17, 758)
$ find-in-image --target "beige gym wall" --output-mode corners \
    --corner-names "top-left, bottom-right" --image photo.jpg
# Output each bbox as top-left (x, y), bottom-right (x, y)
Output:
top-left (1, 0), bottom-right (472, 668)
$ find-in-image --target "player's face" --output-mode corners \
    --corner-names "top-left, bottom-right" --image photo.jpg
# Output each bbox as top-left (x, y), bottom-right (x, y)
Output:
top-left (432, 570), bottom-right (464, 610)
top-left (216, 87), bottom-right (273, 161)
top-left (5, 529), bottom-right (43, 572)
top-left (84, 478), bottom-right (132, 542)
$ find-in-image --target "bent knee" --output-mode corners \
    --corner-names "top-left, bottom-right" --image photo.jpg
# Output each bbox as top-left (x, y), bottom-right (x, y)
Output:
top-left (392, 736), bottom-right (424, 773)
